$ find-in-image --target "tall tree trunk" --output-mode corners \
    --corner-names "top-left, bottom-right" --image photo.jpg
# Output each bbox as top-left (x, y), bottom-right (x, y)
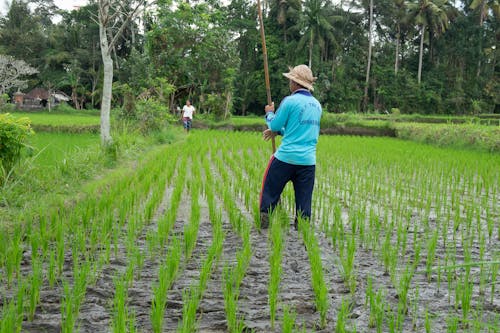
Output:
top-left (363, 0), bottom-right (373, 111)
top-left (418, 24), bottom-right (425, 84)
top-left (394, 24), bottom-right (400, 74)
top-left (224, 90), bottom-right (231, 120)
top-left (308, 30), bottom-right (313, 69)
top-left (476, 1), bottom-right (486, 77)
top-left (99, 21), bottom-right (113, 145)
top-left (72, 86), bottom-right (80, 110)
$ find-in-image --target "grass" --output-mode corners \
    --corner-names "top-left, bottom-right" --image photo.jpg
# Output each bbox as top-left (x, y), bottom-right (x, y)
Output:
top-left (11, 111), bottom-right (100, 126)
top-left (24, 132), bottom-right (99, 166)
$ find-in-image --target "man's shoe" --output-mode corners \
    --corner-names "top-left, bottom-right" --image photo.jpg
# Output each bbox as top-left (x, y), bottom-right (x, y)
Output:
top-left (260, 212), bottom-right (269, 229)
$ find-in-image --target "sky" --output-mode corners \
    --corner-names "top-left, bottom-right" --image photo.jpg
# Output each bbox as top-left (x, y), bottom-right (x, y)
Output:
top-left (53, 0), bottom-right (88, 11)
top-left (0, 0), bottom-right (89, 15)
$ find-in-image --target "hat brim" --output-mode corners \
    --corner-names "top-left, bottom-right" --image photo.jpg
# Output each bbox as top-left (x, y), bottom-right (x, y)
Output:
top-left (283, 72), bottom-right (314, 91)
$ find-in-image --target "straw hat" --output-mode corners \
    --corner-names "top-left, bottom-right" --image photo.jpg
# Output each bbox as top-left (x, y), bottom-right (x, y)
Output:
top-left (283, 65), bottom-right (317, 91)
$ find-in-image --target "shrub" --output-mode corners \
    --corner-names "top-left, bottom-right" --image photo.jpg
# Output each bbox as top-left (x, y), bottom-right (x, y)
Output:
top-left (201, 93), bottom-right (227, 121)
top-left (0, 94), bottom-right (16, 113)
top-left (134, 98), bottom-right (176, 134)
top-left (0, 113), bottom-right (34, 181)
top-left (52, 102), bottom-right (76, 114)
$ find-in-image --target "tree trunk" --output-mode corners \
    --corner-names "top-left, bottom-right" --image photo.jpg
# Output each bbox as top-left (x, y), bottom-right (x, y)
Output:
top-left (308, 30), bottom-right (313, 69)
top-left (476, 1), bottom-right (486, 77)
top-left (224, 90), bottom-right (231, 120)
top-left (72, 86), bottom-right (80, 110)
top-left (363, 0), bottom-right (373, 112)
top-left (394, 24), bottom-right (400, 74)
top-left (99, 21), bottom-right (113, 146)
top-left (418, 24), bottom-right (425, 84)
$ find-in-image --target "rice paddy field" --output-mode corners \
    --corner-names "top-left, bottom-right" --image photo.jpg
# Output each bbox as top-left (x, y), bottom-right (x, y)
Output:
top-left (0, 130), bottom-right (498, 332)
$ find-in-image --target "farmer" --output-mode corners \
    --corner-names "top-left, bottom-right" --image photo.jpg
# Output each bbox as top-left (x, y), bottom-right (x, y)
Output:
top-left (181, 99), bottom-right (195, 133)
top-left (259, 64), bottom-right (322, 230)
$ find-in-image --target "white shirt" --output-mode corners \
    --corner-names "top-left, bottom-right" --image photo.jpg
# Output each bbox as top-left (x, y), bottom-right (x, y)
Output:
top-left (182, 105), bottom-right (195, 119)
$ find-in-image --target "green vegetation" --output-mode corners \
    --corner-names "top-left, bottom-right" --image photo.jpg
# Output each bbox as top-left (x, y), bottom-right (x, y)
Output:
top-left (11, 111), bottom-right (100, 127)
top-left (1, 0), bottom-right (498, 126)
top-left (0, 120), bottom-right (498, 332)
top-left (0, 113), bottom-right (33, 182)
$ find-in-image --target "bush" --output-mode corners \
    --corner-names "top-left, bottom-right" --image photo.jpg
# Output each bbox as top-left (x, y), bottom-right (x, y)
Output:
top-left (0, 113), bottom-right (34, 181)
top-left (0, 94), bottom-right (16, 113)
top-left (201, 93), bottom-right (227, 121)
top-left (134, 98), bottom-right (176, 134)
top-left (391, 108), bottom-right (401, 116)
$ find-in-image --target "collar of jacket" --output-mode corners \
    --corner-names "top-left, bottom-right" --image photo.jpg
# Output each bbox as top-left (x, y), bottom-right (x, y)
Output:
top-left (292, 89), bottom-right (312, 97)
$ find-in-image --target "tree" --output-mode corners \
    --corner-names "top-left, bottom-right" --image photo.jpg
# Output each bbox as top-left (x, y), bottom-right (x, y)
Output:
top-left (147, 1), bottom-right (239, 114)
top-left (408, 0), bottom-right (457, 84)
top-left (470, 0), bottom-right (500, 26)
top-left (290, 0), bottom-right (335, 69)
top-left (97, 0), bottom-right (147, 146)
top-left (0, 54), bottom-right (38, 94)
top-left (0, 0), bottom-right (48, 65)
top-left (470, 0), bottom-right (500, 77)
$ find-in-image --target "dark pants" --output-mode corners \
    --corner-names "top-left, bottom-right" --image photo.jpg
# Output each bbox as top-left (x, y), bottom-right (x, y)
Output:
top-left (259, 156), bottom-right (315, 220)
top-left (183, 117), bottom-right (192, 130)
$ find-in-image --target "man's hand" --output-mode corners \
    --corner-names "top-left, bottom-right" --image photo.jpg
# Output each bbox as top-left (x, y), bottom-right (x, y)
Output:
top-left (263, 129), bottom-right (277, 141)
top-left (265, 102), bottom-right (274, 113)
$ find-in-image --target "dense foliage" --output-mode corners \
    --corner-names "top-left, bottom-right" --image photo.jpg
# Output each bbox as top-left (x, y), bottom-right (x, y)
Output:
top-left (0, 0), bottom-right (498, 115)
top-left (0, 113), bottom-right (33, 180)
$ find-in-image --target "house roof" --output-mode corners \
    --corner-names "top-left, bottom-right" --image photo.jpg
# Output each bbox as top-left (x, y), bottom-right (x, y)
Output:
top-left (24, 88), bottom-right (70, 101)
top-left (25, 88), bottom-right (49, 99)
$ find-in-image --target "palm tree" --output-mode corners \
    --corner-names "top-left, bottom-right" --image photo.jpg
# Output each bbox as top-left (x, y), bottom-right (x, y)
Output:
top-left (470, 0), bottom-right (500, 76)
top-left (290, 0), bottom-right (335, 69)
top-left (408, 0), bottom-right (457, 84)
top-left (392, 0), bottom-right (408, 74)
top-left (273, 0), bottom-right (301, 44)
top-left (470, 0), bottom-right (500, 26)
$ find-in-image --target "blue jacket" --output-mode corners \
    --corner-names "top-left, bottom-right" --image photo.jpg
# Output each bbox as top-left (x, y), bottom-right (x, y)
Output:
top-left (265, 89), bottom-right (322, 165)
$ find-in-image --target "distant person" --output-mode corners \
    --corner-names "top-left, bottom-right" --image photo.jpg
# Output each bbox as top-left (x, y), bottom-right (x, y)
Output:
top-left (259, 64), bottom-right (322, 230)
top-left (181, 99), bottom-right (195, 133)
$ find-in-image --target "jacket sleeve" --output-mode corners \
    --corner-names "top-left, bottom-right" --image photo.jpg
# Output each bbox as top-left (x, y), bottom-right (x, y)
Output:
top-left (265, 98), bottom-right (288, 134)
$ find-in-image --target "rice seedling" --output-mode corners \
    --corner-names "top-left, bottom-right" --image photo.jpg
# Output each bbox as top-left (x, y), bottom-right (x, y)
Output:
top-left (426, 229), bottom-right (439, 281)
top-left (184, 181), bottom-right (201, 260)
top-left (338, 232), bottom-right (357, 295)
top-left (268, 210), bottom-right (284, 328)
top-left (222, 265), bottom-right (245, 333)
top-left (178, 287), bottom-right (199, 333)
top-left (5, 226), bottom-right (23, 287)
top-left (410, 286), bottom-right (419, 330)
top-left (366, 276), bottom-right (385, 332)
top-left (28, 255), bottom-right (43, 321)
top-left (447, 315), bottom-right (460, 333)
top-left (335, 297), bottom-right (351, 333)
top-left (424, 308), bottom-right (432, 333)
top-left (281, 305), bottom-right (298, 333)
top-left (150, 236), bottom-right (182, 333)
top-left (0, 298), bottom-right (21, 333)
top-left (60, 260), bottom-right (91, 333)
top-left (460, 272), bottom-right (473, 324)
top-left (111, 276), bottom-right (131, 333)
top-left (491, 261), bottom-right (498, 304)
top-left (298, 216), bottom-right (329, 329)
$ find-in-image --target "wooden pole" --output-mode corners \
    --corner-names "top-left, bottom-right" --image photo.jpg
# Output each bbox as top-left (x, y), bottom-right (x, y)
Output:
top-left (257, 0), bottom-right (276, 153)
